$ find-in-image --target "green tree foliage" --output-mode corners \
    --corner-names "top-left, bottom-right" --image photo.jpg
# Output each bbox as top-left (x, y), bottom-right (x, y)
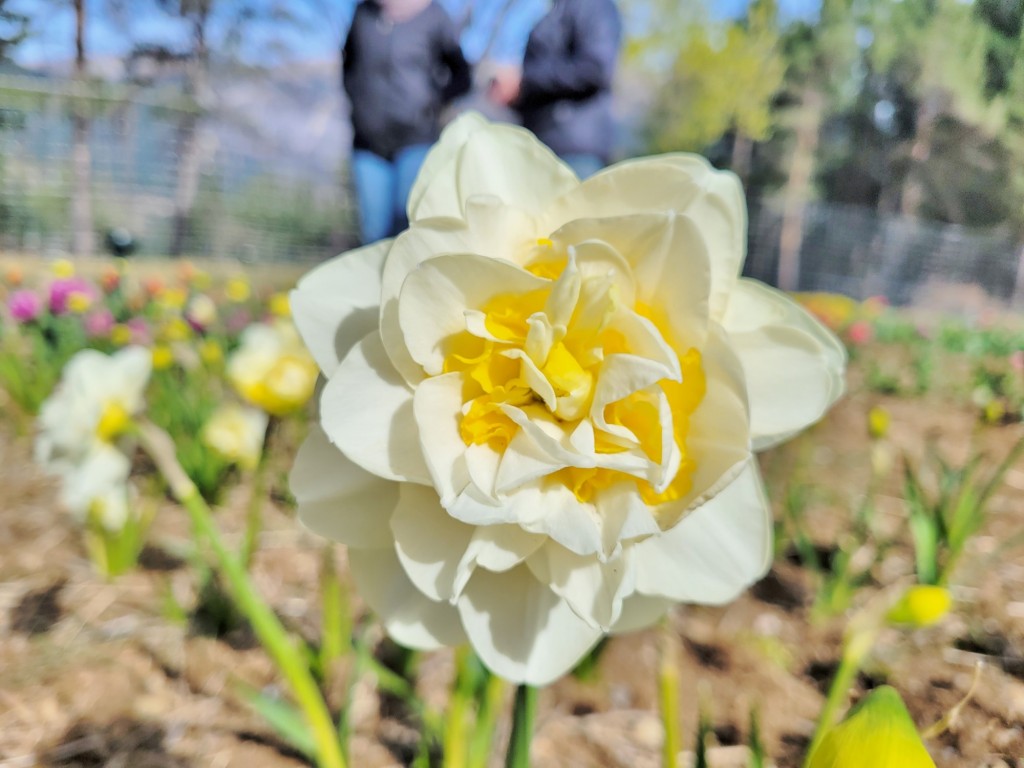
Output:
top-left (645, 0), bottom-right (784, 154)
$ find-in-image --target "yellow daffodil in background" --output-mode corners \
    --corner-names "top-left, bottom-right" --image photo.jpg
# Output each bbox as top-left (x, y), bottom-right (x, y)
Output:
top-left (288, 113), bottom-right (846, 685)
top-left (199, 338), bottom-right (224, 366)
top-left (159, 287), bottom-right (188, 310)
top-left (111, 324), bottom-right (132, 347)
top-left (201, 403), bottom-right (269, 470)
top-left (160, 316), bottom-right (191, 342)
top-left (151, 344), bottom-right (175, 371)
top-left (886, 585), bottom-right (952, 628)
top-left (186, 294), bottom-right (218, 329)
top-left (226, 277), bottom-right (251, 303)
top-left (807, 686), bottom-right (936, 768)
top-left (51, 258), bottom-right (75, 278)
top-left (868, 405), bottom-right (890, 439)
top-left (269, 292), bottom-right (292, 318)
top-left (794, 292), bottom-right (859, 332)
top-left (228, 321), bottom-right (318, 416)
top-left (67, 291), bottom-right (93, 314)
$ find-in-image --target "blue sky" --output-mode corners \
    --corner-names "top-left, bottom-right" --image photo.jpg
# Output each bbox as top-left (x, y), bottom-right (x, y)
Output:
top-left (8, 0), bottom-right (820, 68)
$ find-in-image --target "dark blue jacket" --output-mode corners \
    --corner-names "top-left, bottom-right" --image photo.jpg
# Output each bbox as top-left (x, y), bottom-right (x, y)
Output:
top-left (343, 1), bottom-right (471, 160)
top-left (515, 0), bottom-right (622, 163)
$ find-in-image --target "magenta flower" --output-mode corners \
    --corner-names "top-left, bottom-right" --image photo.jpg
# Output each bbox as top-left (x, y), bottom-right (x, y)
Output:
top-left (8, 290), bottom-right (43, 323)
top-left (49, 277), bottom-right (98, 315)
top-left (1011, 350), bottom-right (1024, 373)
top-left (84, 308), bottom-right (115, 338)
top-left (127, 316), bottom-right (152, 346)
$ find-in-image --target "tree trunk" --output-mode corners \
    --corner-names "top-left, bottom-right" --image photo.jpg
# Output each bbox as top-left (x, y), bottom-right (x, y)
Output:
top-left (777, 88), bottom-right (822, 292)
top-left (729, 132), bottom-right (753, 188)
top-left (1013, 240), bottom-right (1024, 308)
top-left (170, 13), bottom-right (209, 258)
top-left (899, 96), bottom-right (938, 219)
top-left (70, 0), bottom-right (93, 258)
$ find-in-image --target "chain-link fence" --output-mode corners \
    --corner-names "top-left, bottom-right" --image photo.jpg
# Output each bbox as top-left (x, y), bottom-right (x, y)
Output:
top-left (0, 73), bottom-right (357, 264)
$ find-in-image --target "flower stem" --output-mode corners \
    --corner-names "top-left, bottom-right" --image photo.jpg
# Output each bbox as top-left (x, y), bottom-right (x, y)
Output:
top-left (659, 626), bottom-right (682, 768)
top-left (504, 684), bottom-right (538, 768)
top-left (138, 421), bottom-right (346, 768)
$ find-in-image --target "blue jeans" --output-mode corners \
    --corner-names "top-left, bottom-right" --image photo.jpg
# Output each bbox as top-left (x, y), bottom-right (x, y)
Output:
top-left (351, 144), bottom-right (431, 244)
top-left (560, 153), bottom-right (605, 181)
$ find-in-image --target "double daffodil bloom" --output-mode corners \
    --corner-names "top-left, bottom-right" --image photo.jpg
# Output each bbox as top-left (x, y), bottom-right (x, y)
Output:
top-left (289, 114), bottom-right (846, 685)
top-left (227, 321), bottom-right (318, 416)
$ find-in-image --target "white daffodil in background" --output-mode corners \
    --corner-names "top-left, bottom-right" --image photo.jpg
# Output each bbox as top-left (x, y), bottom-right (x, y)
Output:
top-left (228, 320), bottom-right (319, 416)
top-left (202, 403), bottom-right (269, 470)
top-left (290, 114), bottom-right (846, 685)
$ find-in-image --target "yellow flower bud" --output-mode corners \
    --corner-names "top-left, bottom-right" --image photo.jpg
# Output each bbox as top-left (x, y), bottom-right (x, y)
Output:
top-left (96, 401), bottom-right (131, 442)
top-left (887, 585), bottom-right (952, 628)
top-left (199, 338), bottom-right (224, 366)
top-left (269, 292), bottom-right (292, 318)
top-left (110, 324), bottom-right (132, 347)
top-left (51, 258), bottom-right (75, 278)
top-left (161, 317), bottom-right (191, 342)
top-left (226, 277), bottom-right (251, 303)
top-left (67, 292), bottom-right (92, 314)
top-left (159, 287), bottom-right (188, 310)
top-left (151, 344), bottom-right (175, 371)
top-left (868, 405), bottom-right (890, 439)
top-left (807, 686), bottom-right (936, 768)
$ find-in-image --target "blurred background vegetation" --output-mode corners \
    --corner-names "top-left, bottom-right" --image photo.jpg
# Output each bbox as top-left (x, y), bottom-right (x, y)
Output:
top-left (1, 0), bottom-right (1023, 304)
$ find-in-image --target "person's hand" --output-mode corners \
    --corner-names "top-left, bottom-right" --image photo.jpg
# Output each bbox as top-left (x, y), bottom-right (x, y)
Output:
top-left (487, 65), bottom-right (521, 107)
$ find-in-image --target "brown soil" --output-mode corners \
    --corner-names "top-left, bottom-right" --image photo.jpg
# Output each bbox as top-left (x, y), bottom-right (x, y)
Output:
top-left (1, 353), bottom-right (1023, 767)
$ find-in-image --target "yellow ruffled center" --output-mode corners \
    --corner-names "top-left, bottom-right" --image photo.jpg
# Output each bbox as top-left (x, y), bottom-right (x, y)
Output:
top-left (445, 253), bottom-right (706, 509)
top-left (96, 401), bottom-right (130, 442)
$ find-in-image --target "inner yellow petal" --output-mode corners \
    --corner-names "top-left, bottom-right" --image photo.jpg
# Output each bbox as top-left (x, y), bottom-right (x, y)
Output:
top-left (96, 402), bottom-right (130, 442)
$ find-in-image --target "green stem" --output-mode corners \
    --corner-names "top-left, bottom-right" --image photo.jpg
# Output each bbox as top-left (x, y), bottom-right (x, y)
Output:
top-left (139, 422), bottom-right (345, 768)
top-left (804, 626), bottom-right (877, 764)
top-left (469, 673), bottom-right (506, 768)
top-left (504, 684), bottom-right (538, 768)
top-left (659, 627), bottom-right (682, 768)
top-left (444, 647), bottom-right (472, 768)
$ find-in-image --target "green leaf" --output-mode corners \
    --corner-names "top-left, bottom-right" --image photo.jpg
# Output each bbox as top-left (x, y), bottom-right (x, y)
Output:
top-left (238, 685), bottom-right (317, 759)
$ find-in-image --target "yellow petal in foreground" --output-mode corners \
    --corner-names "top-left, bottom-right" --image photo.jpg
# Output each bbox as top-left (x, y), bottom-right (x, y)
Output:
top-left (807, 686), bottom-right (936, 768)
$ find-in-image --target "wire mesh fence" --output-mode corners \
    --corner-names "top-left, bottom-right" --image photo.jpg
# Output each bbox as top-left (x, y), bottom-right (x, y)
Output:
top-left (2, 76), bottom-right (1024, 311)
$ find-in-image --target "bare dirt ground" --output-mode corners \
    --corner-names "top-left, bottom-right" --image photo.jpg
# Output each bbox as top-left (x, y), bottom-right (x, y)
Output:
top-left (1, 354), bottom-right (1023, 767)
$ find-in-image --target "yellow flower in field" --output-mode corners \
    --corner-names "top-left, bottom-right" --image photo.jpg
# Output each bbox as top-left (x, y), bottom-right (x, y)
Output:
top-left (186, 294), bottom-right (217, 329)
top-left (794, 292), bottom-right (858, 332)
top-left (868, 405), bottom-right (890, 439)
top-left (67, 291), bottom-right (93, 313)
top-left (193, 270), bottom-right (212, 291)
top-left (160, 316), bottom-right (191, 342)
top-left (887, 585), bottom-right (952, 628)
top-left (159, 286), bottom-right (188, 310)
top-left (52, 258), bottom-right (75, 278)
top-left (111, 324), bottom-right (132, 347)
top-left (269, 292), bottom-right (291, 318)
top-left (199, 338), bottom-right (224, 366)
top-left (151, 344), bottom-right (175, 370)
top-left (228, 321), bottom-right (318, 416)
top-left (983, 399), bottom-right (1005, 424)
top-left (807, 686), bottom-right (935, 768)
top-left (288, 113), bottom-right (847, 684)
top-left (226, 277), bottom-right (251, 303)
top-left (201, 404), bottom-right (269, 470)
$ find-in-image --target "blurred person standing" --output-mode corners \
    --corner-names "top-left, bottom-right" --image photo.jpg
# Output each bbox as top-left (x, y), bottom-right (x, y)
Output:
top-left (343, 0), bottom-right (471, 244)
top-left (489, 0), bottom-right (622, 179)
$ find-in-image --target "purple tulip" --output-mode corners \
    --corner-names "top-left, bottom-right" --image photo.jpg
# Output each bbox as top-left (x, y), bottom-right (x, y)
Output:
top-left (8, 290), bottom-right (42, 323)
top-left (49, 277), bottom-right (98, 315)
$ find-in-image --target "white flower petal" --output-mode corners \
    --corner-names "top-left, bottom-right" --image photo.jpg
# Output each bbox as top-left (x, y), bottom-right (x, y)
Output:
top-left (349, 546), bottom-right (466, 650)
top-left (527, 543), bottom-right (636, 630)
top-left (406, 112), bottom-right (489, 220)
top-left (633, 459), bottom-right (772, 604)
top-left (453, 524), bottom-right (547, 596)
top-left (290, 425), bottom-right (399, 549)
top-left (411, 120), bottom-right (578, 222)
top-left (722, 280), bottom-right (846, 450)
top-left (457, 564), bottom-right (603, 685)
top-left (392, 484), bottom-right (475, 602)
top-left (596, 481), bottom-right (661, 554)
top-left (610, 592), bottom-right (674, 634)
top-left (398, 253), bottom-right (548, 375)
top-left (290, 240), bottom-right (390, 374)
top-left (412, 372), bottom-right (470, 506)
top-left (320, 332), bottom-right (431, 484)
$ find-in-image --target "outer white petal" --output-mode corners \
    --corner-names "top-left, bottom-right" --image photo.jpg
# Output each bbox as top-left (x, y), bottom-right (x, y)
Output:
top-left (596, 481), bottom-right (661, 555)
top-left (350, 547), bottom-right (466, 650)
top-left (453, 523), bottom-right (547, 597)
top-left (610, 592), bottom-right (674, 634)
top-left (633, 459), bottom-right (772, 604)
top-left (398, 253), bottom-right (548, 375)
top-left (412, 372), bottom-right (470, 506)
top-left (290, 240), bottom-right (391, 374)
top-left (526, 543), bottom-right (636, 630)
top-left (722, 279), bottom-right (846, 450)
top-left (391, 484), bottom-right (475, 602)
top-left (320, 332), bottom-right (431, 484)
top-left (290, 425), bottom-right (399, 549)
top-left (406, 112), bottom-right (489, 220)
top-left (457, 565), bottom-right (603, 686)
top-left (60, 443), bottom-right (131, 521)
top-left (411, 120), bottom-right (579, 222)
top-left (110, 346), bottom-right (153, 412)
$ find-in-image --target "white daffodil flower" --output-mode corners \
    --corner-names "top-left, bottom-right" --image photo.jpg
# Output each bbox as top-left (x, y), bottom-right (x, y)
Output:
top-left (227, 320), bottom-right (319, 416)
top-left (289, 114), bottom-right (846, 685)
top-left (201, 403), bottom-right (269, 470)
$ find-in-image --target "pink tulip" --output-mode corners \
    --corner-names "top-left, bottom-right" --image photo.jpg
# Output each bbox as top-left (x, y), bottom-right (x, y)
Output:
top-left (8, 290), bottom-right (42, 323)
top-left (84, 308), bottom-right (115, 338)
top-left (847, 320), bottom-right (874, 346)
top-left (48, 277), bottom-right (98, 315)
